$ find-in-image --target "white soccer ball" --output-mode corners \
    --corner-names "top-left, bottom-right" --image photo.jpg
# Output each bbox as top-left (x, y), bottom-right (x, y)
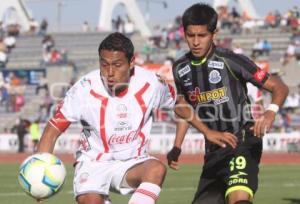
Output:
top-left (18, 152), bottom-right (67, 199)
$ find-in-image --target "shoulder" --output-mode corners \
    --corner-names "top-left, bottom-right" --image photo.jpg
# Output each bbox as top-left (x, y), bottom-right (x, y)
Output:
top-left (134, 65), bottom-right (157, 82)
top-left (214, 47), bottom-right (256, 67)
top-left (173, 53), bottom-right (190, 70)
top-left (70, 69), bottom-right (100, 93)
top-left (134, 66), bottom-right (166, 90)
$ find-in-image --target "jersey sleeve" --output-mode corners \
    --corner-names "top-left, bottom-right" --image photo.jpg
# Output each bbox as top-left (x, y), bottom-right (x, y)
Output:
top-left (59, 81), bottom-right (84, 122)
top-left (49, 80), bottom-right (85, 132)
top-left (172, 63), bottom-right (184, 95)
top-left (226, 54), bottom-right (270, 88)
top-left (153, 75), bottom-right (176, 109)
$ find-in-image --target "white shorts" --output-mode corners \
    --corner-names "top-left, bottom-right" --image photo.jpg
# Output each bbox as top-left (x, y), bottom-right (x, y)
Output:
top-left (73, 155), bottom-right (156, 197)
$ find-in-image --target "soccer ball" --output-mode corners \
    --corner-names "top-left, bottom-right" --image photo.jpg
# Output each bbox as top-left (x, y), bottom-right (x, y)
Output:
top-left (18, 152), bottom-right (67, 199)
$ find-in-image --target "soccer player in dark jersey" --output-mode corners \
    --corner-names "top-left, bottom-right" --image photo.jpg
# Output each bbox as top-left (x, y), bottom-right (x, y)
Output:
top-left (167, 3), bottom-right (289, 204)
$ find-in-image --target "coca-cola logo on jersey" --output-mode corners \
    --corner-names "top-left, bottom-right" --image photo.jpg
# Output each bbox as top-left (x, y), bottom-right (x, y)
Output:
top-left (108, 130), bottom-right (138, 145)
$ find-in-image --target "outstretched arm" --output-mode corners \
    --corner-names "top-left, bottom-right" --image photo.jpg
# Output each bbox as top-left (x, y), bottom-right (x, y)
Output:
top-left (37, 123), bottom-right (61, 153)
top-left (252, 75), bottom-right (289, 137)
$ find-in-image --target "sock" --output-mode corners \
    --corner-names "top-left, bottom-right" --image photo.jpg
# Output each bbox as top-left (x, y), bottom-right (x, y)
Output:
top-left (128, 182), bottom-right (161, 204)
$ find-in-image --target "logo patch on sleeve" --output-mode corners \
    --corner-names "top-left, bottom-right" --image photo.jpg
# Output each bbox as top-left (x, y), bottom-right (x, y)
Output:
top-left (208, 61), bottom-right (224, 69)
top-left (253, 69), bottom-right (267, 82)
top-left (178, 65), bottom-right (191, 77)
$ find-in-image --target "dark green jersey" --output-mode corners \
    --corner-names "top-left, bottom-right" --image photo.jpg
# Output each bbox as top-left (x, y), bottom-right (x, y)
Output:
top-left (173, 46), bottom-right (269, 150)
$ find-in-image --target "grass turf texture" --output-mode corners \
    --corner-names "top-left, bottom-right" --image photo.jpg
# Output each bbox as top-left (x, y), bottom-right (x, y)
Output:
top-left (1, 164), bottom-right (300, 204)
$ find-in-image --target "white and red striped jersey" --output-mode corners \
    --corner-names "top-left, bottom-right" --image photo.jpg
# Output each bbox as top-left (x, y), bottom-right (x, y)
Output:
top-left (50, 66), bottom-right (175, 161)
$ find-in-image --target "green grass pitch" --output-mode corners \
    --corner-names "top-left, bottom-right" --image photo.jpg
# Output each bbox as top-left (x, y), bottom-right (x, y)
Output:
top-left (1, 164), bottom-right (300, 204)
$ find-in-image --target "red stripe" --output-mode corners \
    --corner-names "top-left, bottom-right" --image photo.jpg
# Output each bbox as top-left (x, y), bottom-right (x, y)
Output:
top-left (135, 189), bottom-right (158, 200)
top-left (134, 83), bottom-right (150, 155)
top-left (50, 106), bottom-right (71, 132)
top-left (168, 84), bottom-right (176, 100)
top-left (96, 153), bottom-right (103, 161)
top-left (137, 132), bottom-right (145, 156)
top-left (100, 98), bottom-right (109, 152)
top-left (134, 83), bottom-right (150, 114)
top-left (90, 89), bottom-right (110, 153)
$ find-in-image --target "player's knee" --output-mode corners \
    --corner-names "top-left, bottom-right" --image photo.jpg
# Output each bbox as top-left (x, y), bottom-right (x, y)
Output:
top-left (234, 201), bottom-right (253, 204)
top-left (77, 194), bottom-right (104, 204)
top-left (146, 160), bottom-right (167, 180)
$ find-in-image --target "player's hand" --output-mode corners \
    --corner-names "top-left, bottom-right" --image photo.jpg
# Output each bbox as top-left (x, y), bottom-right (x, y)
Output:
top-left (205, 129), bottom-right (237, 149)
top-left (167, 146), bottom-right (181, 170)
top-left (251, 110), bottom-right (276, 137)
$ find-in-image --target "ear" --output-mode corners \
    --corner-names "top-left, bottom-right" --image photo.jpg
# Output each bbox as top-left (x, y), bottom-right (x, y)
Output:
top-left (129, 56), bottom-right (135, 69)
top-left (212, 28), bottom-right (219, 41)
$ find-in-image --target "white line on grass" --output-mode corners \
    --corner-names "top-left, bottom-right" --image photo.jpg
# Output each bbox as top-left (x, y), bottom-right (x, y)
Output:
top-left (0, 187), bottom-right (195, 197)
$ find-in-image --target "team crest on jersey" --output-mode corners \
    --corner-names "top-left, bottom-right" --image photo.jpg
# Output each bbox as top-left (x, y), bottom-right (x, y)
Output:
top-left (178, 65), bottom-right (191, 77)
top-left (209, 70), bottom-right (222, 84)
top-left (115, 104), bottom-right (132, 131)
top-left (208, 60), bottom-right (224, 69)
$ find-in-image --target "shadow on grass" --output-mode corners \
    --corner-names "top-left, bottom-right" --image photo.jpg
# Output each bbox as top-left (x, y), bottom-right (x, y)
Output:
top-left (282, 198), bottom-right (300, 204)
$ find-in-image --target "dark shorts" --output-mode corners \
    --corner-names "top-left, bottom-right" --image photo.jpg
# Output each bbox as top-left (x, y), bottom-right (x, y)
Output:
top-left (192, 135), bottom-right (262, 204)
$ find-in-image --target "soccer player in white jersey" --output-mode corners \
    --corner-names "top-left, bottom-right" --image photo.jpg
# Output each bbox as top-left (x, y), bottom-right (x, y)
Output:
top-left (37, 32), bottom-right (176, 204)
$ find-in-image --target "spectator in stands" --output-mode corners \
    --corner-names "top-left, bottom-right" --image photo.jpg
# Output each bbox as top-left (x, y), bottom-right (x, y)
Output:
top-left (115, 15), bottom-right (125, 33)
top-left (29, 18), bottom-right (39, 35)
top-left (124, 16), bottom-right (135, 37)
top-left (0, 38), bottom-right (7, 53)
top-left (11, 117), bottom-right (29, 153)
top-left (0, 50), bottom-right (8, 68)
top-left (282, 41), bottom-right (296, 66)
top-left (38, 18), bottom-right (48, 36)
top-left (292, 6), bottom-right (300, 18)
top-left (4, 35), bottom-right (16, 53)
top-left (39, 91), bottom-right (53, 122)
top-left (232, 43), bottom-right (244, 54)
top-left (274, 10), bottom-right (282, 28)
top-left (285, 93), bottom-right (300, 113)
top-left (14, 93), bottom-right (25, 112)
top-left (50, 49), bottom-right (62, 64)
top-left (29, 119), bottom-right (41, 152)
top-left (294, 40), bottom-right (300, 62)
top-left (264, 12), bottom-right (276, 28)
top-left (0, 21), bottom-right (4, 39)
top-left (0, 80), bottom-right (11, 112)
top-left (251, 38), bottom-right (264, 58)
top-left (0, 84), bottom-right (10, 112)
top-left (42, 35), bottom-right (55, 63)
top-left (230, 7), bottom-right (240, 19)
top-left (35, 75), bottom-right (48, 95)
top-left (262, 39), bottom-right (272, 56)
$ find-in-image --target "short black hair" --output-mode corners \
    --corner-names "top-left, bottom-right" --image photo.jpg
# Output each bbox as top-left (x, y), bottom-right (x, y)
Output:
top-left (98, 32), bottom-right (134, 62)
top-left (182, 3), bottom-right (218, 33)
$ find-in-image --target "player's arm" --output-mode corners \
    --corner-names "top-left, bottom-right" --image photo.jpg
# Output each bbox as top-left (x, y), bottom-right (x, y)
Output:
top-left (252, 75), bottom-right (289, 137)
top-left (174, 95), bottom-right (237, 149)
top-left (37, 123), bottom-right (61, 153)
top-left (167, 119), bottom-right (189, 170)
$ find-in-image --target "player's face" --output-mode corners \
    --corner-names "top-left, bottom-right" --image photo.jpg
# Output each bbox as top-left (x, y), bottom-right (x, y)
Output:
top-left (99, 50), bottom-right (134, 94)
top-left (185, 25), bottom-right (216, 58)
